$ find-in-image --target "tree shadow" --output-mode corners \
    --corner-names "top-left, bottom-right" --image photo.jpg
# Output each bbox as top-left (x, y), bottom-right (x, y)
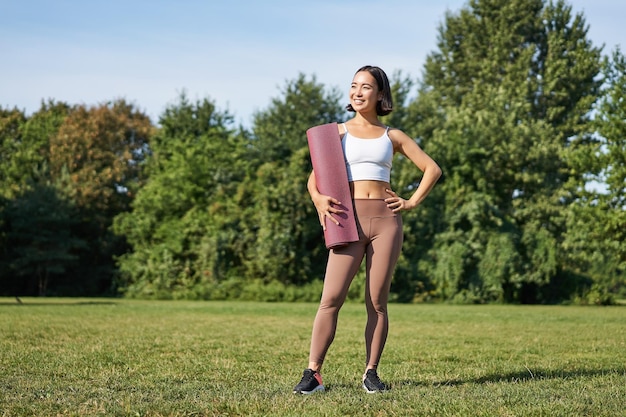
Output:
top-left (0, 298), bottom-right (118, 306)
top-left (397, 367), bottom-right (625, 388)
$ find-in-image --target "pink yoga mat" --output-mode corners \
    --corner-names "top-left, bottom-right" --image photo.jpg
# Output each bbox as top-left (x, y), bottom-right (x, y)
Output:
top-left (306, 122), bottom-right (358, 249)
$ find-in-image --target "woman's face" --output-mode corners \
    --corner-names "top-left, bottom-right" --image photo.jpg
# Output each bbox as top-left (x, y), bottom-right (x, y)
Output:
top-left (350, 71), bottom-right (381, 113)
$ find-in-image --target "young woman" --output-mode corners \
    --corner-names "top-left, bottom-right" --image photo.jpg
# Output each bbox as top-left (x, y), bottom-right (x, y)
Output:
top-left (294, 65), bottom-right (442, 394)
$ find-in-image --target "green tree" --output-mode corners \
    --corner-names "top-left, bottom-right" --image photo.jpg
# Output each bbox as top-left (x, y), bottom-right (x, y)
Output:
top-left (237, 75), bottom-right (344, 290)
top-left (251, 74), bottom-right (343, 163)
top-left (0, 102), bottom-right (72, 199)
top-left (0, 108), bottom-right (26, 291)
top-left (595, 48), bottom-right (626, 275)
top-left (114, 78), bottom-right (347, 300)
top-left (113, 95), bottom-right (250, 298)
top-left (0, 107), bottom-right (28, 198)
top-left (410, 0), bottom-right (603, 302)
top-left (0, 102), bottom-right (75, 295)
top-left (50, 100), bottom-right (152, 216)
top-left (47, 100), bottom-right (153, 294)
top-left (562, 48), bottom-right (626, 302)
top-left (3, 185), bottom-right (85, 296)
top-left (377, 71), bottom-right (446, 301)
top-left (0, 195), bottom-right (10, 290)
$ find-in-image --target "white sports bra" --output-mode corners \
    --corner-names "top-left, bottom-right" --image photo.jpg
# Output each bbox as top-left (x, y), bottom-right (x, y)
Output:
top-left (341, 123), bottom-right (393, 182)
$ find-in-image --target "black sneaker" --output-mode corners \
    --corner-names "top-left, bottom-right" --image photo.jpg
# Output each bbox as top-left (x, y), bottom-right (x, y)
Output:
top-left (362, 369), bottom-right (388, 393)
top-left (293, 368), bottom-right (325, 394)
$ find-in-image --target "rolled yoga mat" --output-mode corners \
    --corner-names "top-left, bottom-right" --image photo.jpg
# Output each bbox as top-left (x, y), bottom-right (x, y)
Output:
top-left (306, 122), bottom-right (359, 249)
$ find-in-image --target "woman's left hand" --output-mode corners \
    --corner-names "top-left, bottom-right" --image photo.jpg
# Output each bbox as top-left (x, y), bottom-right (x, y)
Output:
top-left (384, 188), bottom-right (413, 212)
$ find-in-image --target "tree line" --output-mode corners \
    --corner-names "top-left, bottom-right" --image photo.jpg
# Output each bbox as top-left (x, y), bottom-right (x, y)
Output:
top-left (1, 0), bottom-right (624, 303)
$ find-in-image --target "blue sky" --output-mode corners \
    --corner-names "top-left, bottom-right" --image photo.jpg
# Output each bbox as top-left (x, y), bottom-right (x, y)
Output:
top-left (1, 0), bottom-right (624, 126)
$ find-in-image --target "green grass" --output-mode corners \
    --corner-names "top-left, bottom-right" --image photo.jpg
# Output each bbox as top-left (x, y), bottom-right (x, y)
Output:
top-left (0, 298), bottom-right (624, 416)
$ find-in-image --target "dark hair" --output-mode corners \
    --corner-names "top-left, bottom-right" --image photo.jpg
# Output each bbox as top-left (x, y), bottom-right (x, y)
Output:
top-left (346, 65), bottom-right (393, 116)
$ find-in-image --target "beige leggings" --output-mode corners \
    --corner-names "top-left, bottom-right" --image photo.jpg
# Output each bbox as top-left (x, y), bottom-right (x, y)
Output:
top-left (309, 199), bottom-right (403, 369)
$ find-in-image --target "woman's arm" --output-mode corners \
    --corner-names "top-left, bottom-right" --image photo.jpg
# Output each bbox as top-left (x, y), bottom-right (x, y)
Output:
top-left (386, 129), bottom-right (442, 212)
top-left (308, 170), bottom-right (344, 229)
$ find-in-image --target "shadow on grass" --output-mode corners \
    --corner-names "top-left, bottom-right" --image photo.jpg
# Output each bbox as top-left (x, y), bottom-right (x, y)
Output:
top-left (0, 298), bottom-right (118, 306)
top-left (399, 368), bottom-right (625, 387)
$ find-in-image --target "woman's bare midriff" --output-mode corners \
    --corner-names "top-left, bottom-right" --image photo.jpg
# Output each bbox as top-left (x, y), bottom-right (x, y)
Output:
top-left (349, 180), bottom-right (391, 199)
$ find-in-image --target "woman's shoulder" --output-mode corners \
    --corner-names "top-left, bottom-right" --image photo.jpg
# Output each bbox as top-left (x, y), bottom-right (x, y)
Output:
top-left (386, 126), bottom-right (410, 141)
top-left (386, 127), bottom-right (416, 153)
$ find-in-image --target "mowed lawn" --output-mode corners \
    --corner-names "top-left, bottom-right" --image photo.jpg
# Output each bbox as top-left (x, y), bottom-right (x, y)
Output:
top-left (0, 298), bottom-right (624, 416)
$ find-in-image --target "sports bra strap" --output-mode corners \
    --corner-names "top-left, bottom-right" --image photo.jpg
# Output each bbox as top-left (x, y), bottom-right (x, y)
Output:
top-left (341, 123), bottom-right (390, 135)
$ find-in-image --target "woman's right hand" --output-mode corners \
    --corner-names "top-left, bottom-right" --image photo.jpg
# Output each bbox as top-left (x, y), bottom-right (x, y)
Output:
top-left (311, 194), bottom-right (345, 230)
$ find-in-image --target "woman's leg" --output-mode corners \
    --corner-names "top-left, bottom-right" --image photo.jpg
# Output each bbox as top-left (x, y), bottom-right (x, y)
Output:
top-left (362, 204), bottom-right (403, 370)
top-left (308, 241), bottom-right (365, 370)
